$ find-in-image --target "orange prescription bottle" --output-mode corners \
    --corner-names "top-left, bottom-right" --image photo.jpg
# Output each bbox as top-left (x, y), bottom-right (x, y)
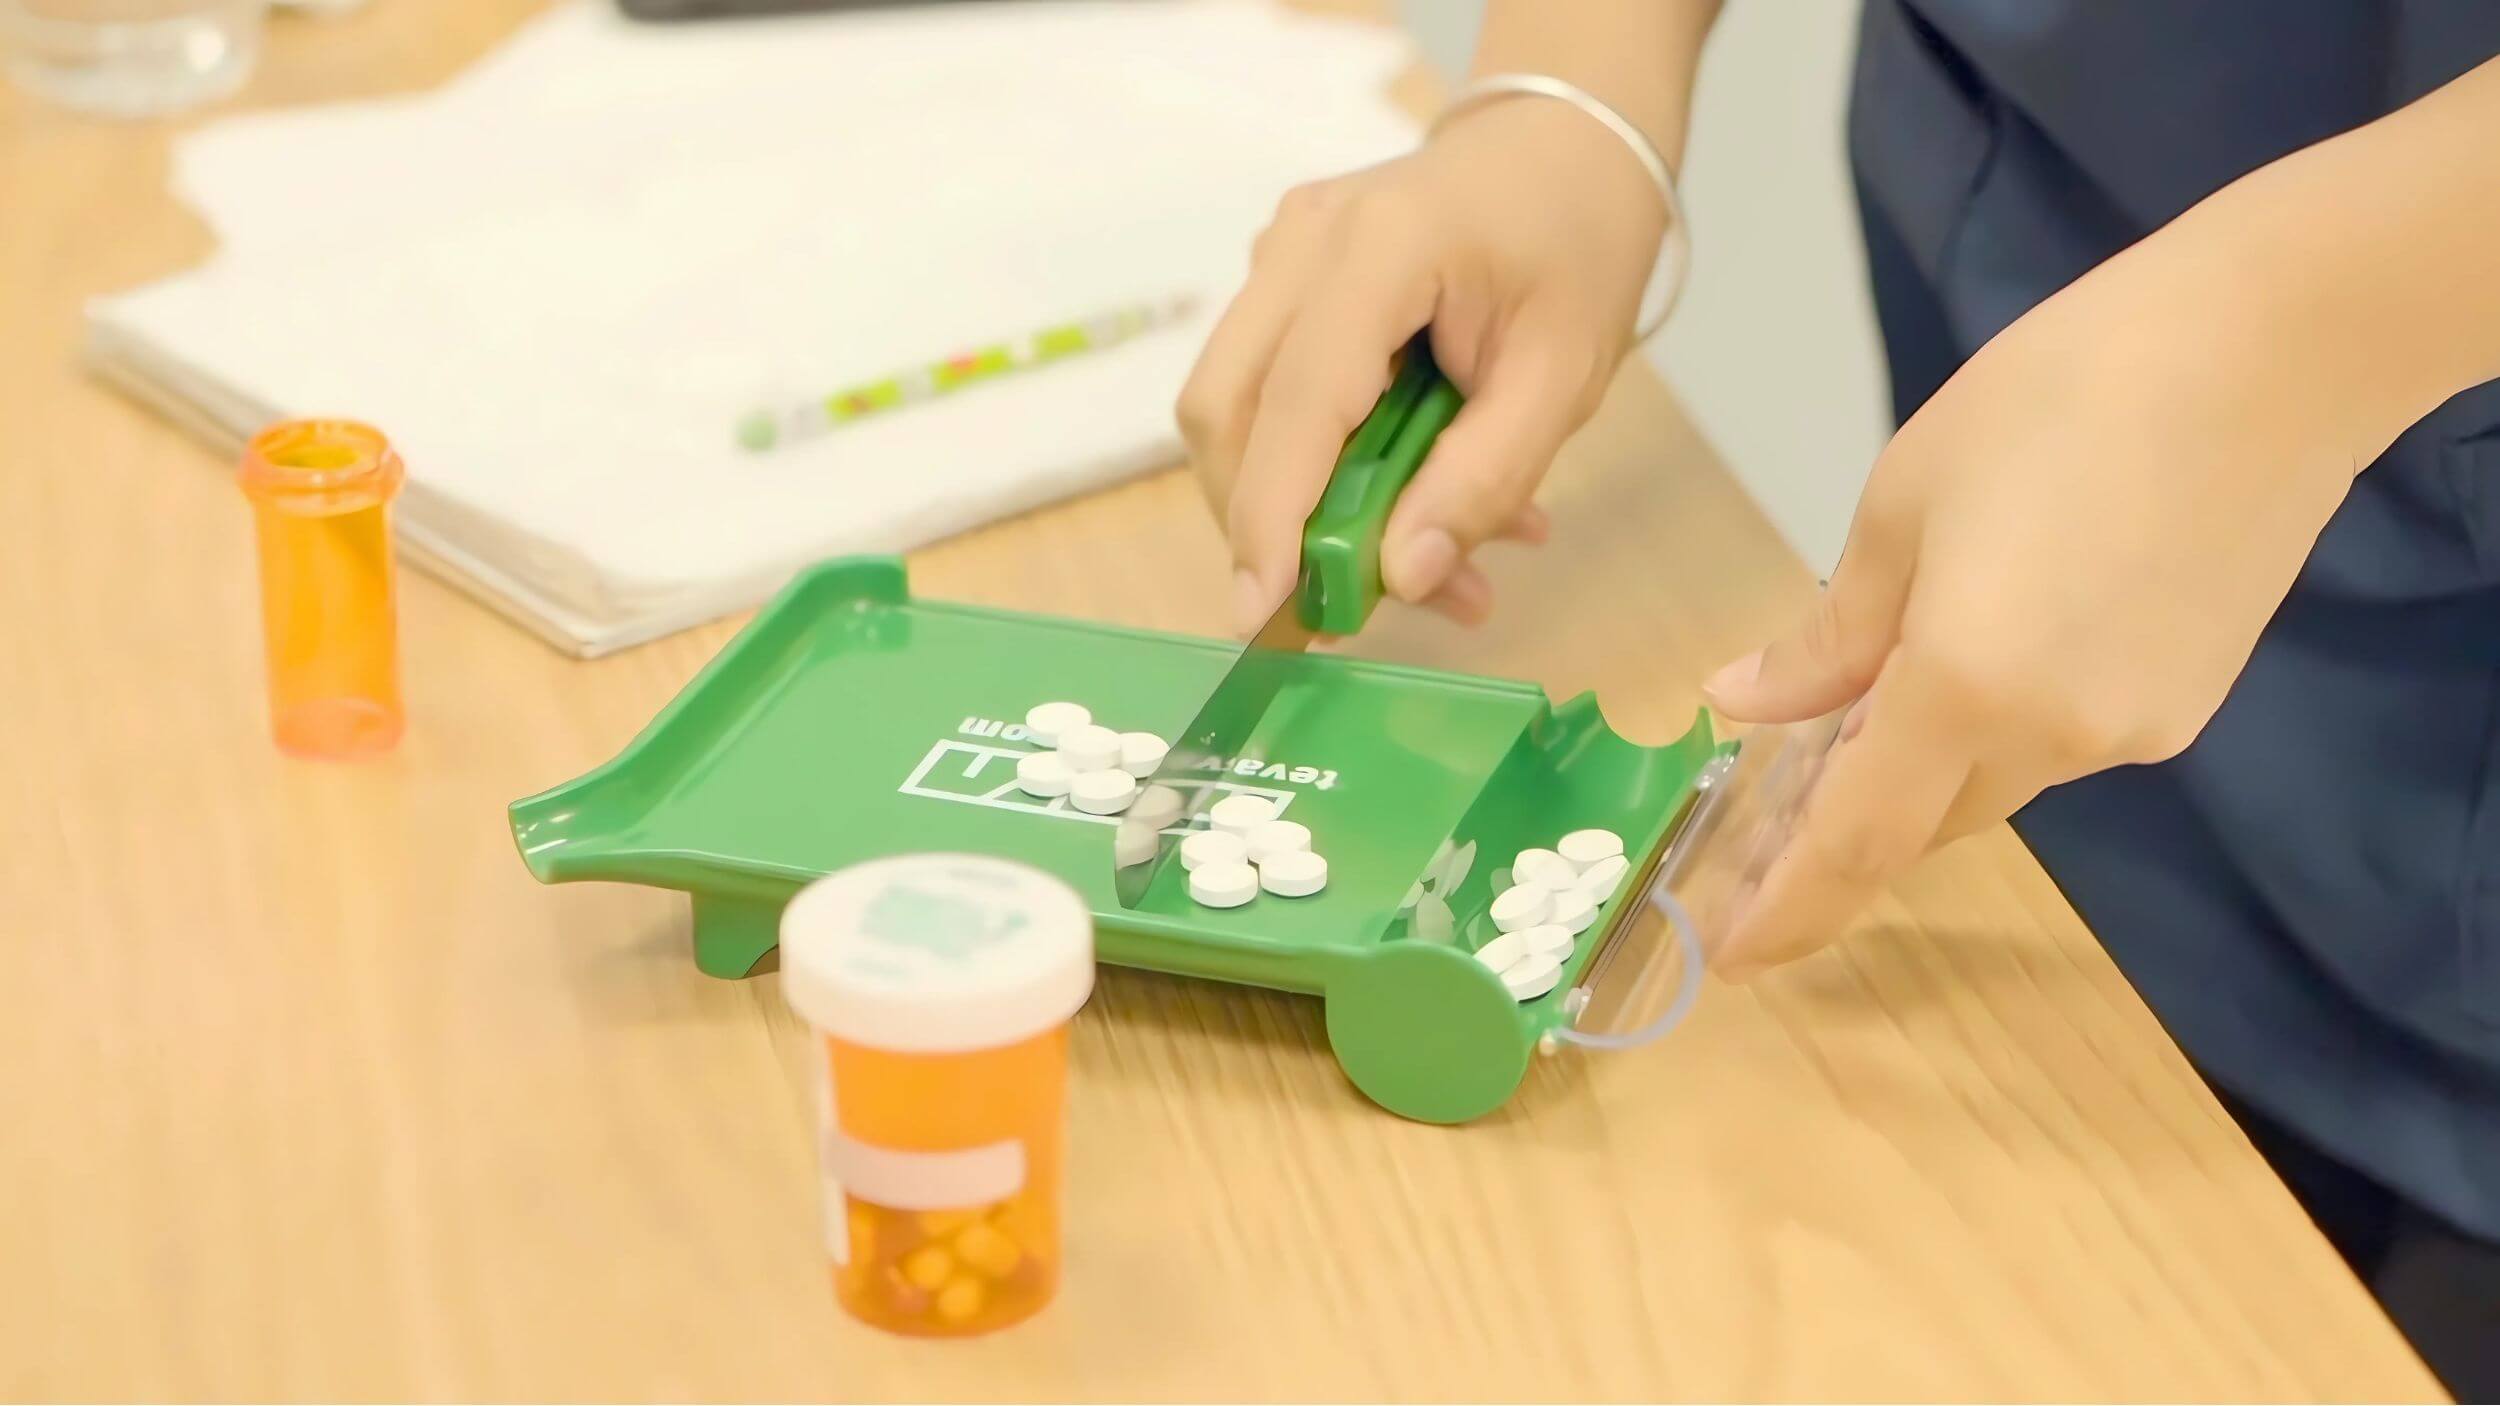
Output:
top-left (780, 855), bottom-right (1094, 1337)
top-left (236, 420), bottom-right (406, 759)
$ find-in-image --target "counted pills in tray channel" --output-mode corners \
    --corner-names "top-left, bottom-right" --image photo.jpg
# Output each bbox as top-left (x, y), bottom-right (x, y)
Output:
top-left (1472, 930), bottom-right (1531, 973)
top-left (1023, 701), bottom-right (1090, 748)
top-left (1180, 830), bottom-right (1249, 872)
top-left (1574, 853), bottom-right (1630, 902)
top-left (1489, 884), bottom-right (1551, 933)
top-left (1244, 819), bottom-right (1311, 864)
top-left (1056, 723), bottom-right (1123, 774)
top-left (1188, 860), bottom-right (1260, 909)
top-left (1208, 794), bottom-right (1279, 837)
top-left (1069, 769), bottom-right (1138, 815)
top-left (1472, 930), bottom-right (1564, 1002)
top-left (1499, 952), bottom-right (1563, 1001)
top-left (1512, 847), bottom-right (1577, 891)
top-left (1519, 924), bottom-right (1575, 961)
top-left (1557, 828), bottom-right (1624, 872)
top-left (1256, 850), bottom-right (1327, 898)
top-left (1546, 886), bottom-right (1598, 936)
top-left (1015, 751), bottom-right (1074, 798)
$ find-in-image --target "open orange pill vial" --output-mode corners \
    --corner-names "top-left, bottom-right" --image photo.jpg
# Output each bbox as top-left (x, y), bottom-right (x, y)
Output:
top-left (236, 419), bottom-right (406, 759)
top-left (780, 855), bottom-right (1094, 1337)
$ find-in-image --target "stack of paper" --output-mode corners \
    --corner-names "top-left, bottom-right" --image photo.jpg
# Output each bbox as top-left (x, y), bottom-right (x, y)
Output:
top-left (90, 0), bottom-right (1419, 654)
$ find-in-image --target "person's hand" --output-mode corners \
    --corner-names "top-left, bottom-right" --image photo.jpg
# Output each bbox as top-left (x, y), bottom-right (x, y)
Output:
top-left (1178, 98), bottom-right (1664, 634)
top-left (1701, 236), bottom-right (2374, 979)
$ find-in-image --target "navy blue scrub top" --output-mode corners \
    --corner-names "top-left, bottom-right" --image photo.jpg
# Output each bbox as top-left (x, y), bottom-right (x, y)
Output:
top-left (1848, 2), bottom-right (2500, 1238)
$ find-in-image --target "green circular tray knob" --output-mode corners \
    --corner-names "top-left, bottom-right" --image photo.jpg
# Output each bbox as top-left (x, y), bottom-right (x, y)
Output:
top-left (1325, 941), bottom-right (1533, 1124)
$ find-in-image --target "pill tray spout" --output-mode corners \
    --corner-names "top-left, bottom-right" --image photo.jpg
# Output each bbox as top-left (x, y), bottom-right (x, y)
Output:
top-left (509, 780), bottom-right (628, 884)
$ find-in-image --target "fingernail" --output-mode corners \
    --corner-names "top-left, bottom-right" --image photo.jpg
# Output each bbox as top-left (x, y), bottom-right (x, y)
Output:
top-left (1232, 568), bottom-right (1273, 637)
top-left (1383, 529), bottom-right (1458, 602)
top-left (1702, 650), bottom-right (1763, 703)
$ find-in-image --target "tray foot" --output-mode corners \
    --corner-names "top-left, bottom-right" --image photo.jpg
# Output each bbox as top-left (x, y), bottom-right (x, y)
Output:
top-left (691, 893), bottom-right (782, 979)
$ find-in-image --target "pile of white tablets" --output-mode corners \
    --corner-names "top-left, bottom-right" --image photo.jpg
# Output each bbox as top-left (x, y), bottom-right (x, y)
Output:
top-left (1012, 699), bottom-right (1327, 908)
top-left (1013, 701), bottom-right (1176, 819)
top-left (1177, 793), bottom-right (1329, 908)
top-left (1473, 828), bottom-right (1629, 1001)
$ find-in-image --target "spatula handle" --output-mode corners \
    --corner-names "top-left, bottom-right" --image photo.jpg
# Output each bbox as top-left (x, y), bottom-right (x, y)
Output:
top-left (1295, 335), bottom-right (1465, 636)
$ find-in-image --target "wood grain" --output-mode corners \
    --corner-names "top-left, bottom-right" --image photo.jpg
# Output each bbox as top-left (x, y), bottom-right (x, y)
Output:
top-left (0, 3), bottom-right (2443, 1400)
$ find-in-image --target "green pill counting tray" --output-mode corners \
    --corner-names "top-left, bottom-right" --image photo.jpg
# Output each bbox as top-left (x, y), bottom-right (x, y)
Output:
top-left (510, 557), bottom-right (1726, 1122)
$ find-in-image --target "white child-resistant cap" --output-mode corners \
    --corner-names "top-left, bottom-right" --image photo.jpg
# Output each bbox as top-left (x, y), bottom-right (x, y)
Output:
top-left (781, 854), bottom-right (1095, 1054)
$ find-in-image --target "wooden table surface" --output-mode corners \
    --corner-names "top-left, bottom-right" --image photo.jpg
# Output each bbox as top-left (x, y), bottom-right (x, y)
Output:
top-left (0, 3), bottom-right (2445, 1401)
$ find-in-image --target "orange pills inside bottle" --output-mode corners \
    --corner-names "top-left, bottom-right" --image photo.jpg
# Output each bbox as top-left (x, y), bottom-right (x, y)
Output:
top-left (780, 855), bottom-right (1094, 1337)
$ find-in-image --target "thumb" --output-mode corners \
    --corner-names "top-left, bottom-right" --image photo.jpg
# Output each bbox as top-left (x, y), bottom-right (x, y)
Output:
top-left (1377, 316), bottom-right (1600, 604)
top-left (1705, 540), bottom-right (1911, 724)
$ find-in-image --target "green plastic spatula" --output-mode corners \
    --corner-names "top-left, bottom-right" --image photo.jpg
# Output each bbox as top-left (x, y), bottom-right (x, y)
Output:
top-left (1114, 336), bottom-right (1463, 905)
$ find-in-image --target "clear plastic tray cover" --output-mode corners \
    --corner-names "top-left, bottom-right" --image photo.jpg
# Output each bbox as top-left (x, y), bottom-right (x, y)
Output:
top-left (1564, 710), bottom-right (1845, 1045)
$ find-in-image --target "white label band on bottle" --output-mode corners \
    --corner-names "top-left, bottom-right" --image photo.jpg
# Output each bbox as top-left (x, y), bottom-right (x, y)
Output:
top-left (825, 1132), bottom-right (1028, 1212)
top-left (816, 1056), bottom-right (847, 1265)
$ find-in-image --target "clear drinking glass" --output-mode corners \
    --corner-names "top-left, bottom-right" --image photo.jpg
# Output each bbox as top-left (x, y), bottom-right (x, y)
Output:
top-left (0, 0), bottom-right (265, 118)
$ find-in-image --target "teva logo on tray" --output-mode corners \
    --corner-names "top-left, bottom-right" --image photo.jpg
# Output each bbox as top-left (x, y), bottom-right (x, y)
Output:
top-left (953, 717), bottom-right (1339, 789)
top-left (954, 716), bottom-right (1042, 743)
top-left (897, 729), bottom-right (1300, 828)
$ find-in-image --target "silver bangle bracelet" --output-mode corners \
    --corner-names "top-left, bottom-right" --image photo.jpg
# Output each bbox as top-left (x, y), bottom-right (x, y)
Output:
top-left (1429, 72), bottom-right (1691, 342)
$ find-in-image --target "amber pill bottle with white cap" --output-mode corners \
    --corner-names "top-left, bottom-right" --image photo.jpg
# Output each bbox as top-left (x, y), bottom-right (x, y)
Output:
top-left (780, 854), bottom-right (1093, 1336)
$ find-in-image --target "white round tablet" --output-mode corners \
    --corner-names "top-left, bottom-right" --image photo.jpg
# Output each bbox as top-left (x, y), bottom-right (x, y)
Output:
top-left (1518, 923), bottom-right (1575, 961)
top-left (1208, 794), bottom-right (1279, 837)
top-left (1015, 750), bottom-right (1074, 798)
top-left (1244, 819), bottom-right (1312, 863)
top-left (1056, 723), bottom-right (1122, 773)
top-left (1512, 847), bottom-right (1576, 890)
top-left (1472, 930), bottom-right (1531, 974)
top-left (1024, 701), bottom-right (1091, 748)
top-left (1188, 860), bottom-right (1259, 909)
top-left (1574, 853), bottom-right (1631, 902)
top-left (1501, 952), bottom-right (1563, 1001)
top-left (1557, 828), bottom-right (1624, 870)
top-left (1546, 886), bottom-right (1598, 935)
top-left (1113, 822), bottom-right (1158, 868)
top-left (1180, 829), bottom-right (1249, 871)
top-left (1131, 783), bottom-right (1185, 829)
top-left (1489, 884), bottom-right (1552, 933)
top-left (1070, 769), bottom-right (1139, 815)
top-left (1257, 849), bottom-right (1328, 897)
top-left (1117, 732), bottom-right (1170, 777)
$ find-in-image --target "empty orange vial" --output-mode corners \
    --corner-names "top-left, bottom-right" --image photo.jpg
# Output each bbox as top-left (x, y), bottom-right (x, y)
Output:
top-left (780, 855), bottom-right (1094, 1337)
top-left (237, 420), bottom-right (406, 759)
